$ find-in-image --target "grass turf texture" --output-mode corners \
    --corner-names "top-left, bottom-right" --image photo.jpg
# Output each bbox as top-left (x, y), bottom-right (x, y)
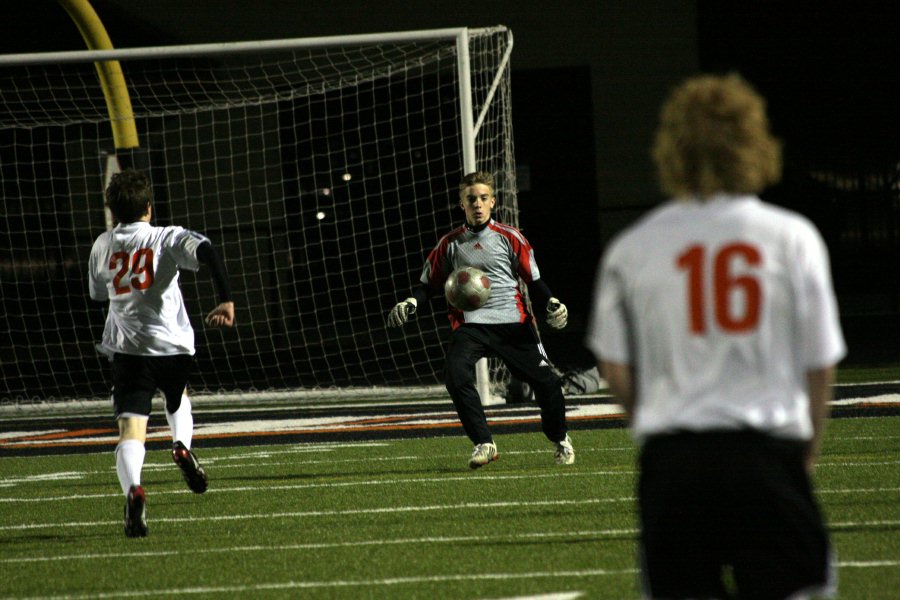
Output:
top-left (1, 418), bottom-right (898, 599)
top-left (836, 364), bottom-right (900, 384)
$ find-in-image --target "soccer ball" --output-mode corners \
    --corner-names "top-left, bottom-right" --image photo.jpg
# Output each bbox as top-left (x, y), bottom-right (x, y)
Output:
top-left (444, 266), bottom-right (492, 311)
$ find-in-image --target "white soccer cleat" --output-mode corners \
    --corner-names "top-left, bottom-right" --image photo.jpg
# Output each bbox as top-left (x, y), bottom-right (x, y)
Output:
top-left (468, 442), bottom-right (499, 469)
top-left (555, 434), bottom-right (575, 465)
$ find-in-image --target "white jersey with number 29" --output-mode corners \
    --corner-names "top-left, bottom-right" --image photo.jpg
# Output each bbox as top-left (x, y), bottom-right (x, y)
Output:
top-left (89, 221), bottom-right (209, 356)
top-left (587, 194), bottom-right (846, 443)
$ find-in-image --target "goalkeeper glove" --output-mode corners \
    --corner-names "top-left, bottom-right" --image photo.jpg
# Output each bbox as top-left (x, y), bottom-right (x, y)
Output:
top-left (388, 298), bottom-right (417, 327)
top-left (545, 298), bottom-right (568, 329)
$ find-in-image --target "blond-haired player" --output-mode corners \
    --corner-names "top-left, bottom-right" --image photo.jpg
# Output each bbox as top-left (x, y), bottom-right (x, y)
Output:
top-left (587, 74), bottom-right (844, 599)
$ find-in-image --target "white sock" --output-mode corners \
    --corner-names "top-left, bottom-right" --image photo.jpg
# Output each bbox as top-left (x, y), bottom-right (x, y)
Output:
top-left (115, 439), bottom-right (146, 495)
top-left (166, 394), bottom-right (194, 449)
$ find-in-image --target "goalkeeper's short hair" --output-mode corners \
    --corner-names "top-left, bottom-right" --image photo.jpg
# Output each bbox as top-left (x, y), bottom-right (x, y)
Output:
top-left (459, 171), bottom-right (495, 193)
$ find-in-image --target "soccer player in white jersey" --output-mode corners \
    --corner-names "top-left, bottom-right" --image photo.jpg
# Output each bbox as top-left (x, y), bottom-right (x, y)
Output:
top-left (586, 74), bottom-right (845, 599)
top-left (89, 169), bottom-right (235, 538)
top-left (388, 171), bottom-right (573, 468)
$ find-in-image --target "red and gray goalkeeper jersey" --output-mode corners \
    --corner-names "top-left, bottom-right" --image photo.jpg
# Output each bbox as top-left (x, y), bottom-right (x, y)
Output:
top-left (420, 219), bottom-right (540, 329)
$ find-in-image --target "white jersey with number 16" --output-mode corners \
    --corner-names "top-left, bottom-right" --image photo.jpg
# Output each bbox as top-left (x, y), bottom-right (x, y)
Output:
top-left (587, 194), bottom-right (846, 443)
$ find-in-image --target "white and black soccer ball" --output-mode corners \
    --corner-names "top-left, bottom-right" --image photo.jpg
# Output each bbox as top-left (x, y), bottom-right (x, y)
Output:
top-left (444, 266), bottom-right (492, 311)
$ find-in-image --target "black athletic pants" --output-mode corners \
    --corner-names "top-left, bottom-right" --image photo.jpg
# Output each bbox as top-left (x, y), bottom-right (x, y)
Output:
top-left (444, 322), bottom-right (567, 445)
top-left (638, 430), bottom-right (834, 600)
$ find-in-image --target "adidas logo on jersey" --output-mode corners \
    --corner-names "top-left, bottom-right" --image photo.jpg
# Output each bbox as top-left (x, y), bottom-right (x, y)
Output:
top-left (473, 242), bottom-right (483, 250)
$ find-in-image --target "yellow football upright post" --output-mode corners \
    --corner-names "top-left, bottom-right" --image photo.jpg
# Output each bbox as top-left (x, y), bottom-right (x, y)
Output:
top-left (58, 0), bottom-right (140, 229)
top-left (57, 0), bottom-right (139, 153)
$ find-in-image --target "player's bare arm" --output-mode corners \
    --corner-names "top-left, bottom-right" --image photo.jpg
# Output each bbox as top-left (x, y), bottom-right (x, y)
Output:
top-left (805, 365), bottom-right (835, 472)
top-left (600, 360), bottom-right (635, 420)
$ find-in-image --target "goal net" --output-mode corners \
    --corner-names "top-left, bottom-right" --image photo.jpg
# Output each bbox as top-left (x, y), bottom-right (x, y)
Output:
top-left (0, 27), bottom-right (518, 405)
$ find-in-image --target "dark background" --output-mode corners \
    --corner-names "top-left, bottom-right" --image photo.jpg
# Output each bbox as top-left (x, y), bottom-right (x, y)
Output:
top-left (5, 0), bottom-right (900, 369)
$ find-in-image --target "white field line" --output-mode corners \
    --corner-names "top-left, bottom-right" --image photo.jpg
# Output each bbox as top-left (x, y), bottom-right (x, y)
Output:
top-left (838, 560), bottom-right (900, 567)
top-left (481, 593), bottom-right (585, 600)
top-left (0, 527), bottom-right (640, 564)
top-left (3, 520), bottom-right (898, 566)
top-left (0, 447), bottom-right (890, 492)
top-left (0, 440), bottom-right (393, 459)
top-left (818, 460), bottom-right (900, 467)
top-left (0, 568), bottom-right (640, 600)
top-left (0, 497), bottom-right (636, 531)
top-left (817, 487), bottom-right (900, 495)
top-left (831, 519), bottom-right (900, 530)
top-left (0, 469), bottom-right (637, 503)
top-left (1, 455), bottom-right (898, 503)
top-left (3, 559), bottom-right (899, 600)
top-left (4, 490), bottom-right (900, 533)
top-left (2, 473), bottom-right (897, 507)
top-left (0, 429), bottom-right (66, 440)
top-left (0, 446), bottom-right (637, 490)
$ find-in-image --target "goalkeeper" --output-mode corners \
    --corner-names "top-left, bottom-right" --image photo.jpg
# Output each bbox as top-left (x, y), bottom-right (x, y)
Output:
top-left (388, 171), bottom-right (573, 469)
top-left (89, 169), bottom-right (235, 538)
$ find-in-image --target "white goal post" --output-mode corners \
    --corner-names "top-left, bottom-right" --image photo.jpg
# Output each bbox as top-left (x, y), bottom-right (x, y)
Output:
top-left (0, 27), bottom-right (518, 405)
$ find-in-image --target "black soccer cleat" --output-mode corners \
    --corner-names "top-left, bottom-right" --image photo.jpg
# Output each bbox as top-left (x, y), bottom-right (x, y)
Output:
top-left (124, 485), bottom-right (148, 538)
top-left (172, 441), bottom-right (209, 494)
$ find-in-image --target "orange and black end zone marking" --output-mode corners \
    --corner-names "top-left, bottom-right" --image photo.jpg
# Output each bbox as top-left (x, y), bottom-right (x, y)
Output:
top-left (1, 389), bottom-right (897, 457)
top-left (0, 398), bottom-right (628, 457)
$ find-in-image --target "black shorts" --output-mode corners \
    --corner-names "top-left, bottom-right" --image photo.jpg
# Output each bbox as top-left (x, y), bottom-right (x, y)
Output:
top-left (111, 353), bottom-right (193, 417)
top-left (637, 430), bottom-right (834, 600)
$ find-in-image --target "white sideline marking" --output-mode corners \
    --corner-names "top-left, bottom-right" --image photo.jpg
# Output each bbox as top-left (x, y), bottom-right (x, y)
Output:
top-left (831, 394), bottom-right (900, 405)
top-left (831, 519), bottom-right (900, 529)
top-left (0, 569), bottom-right (637, 600)
top-left (4, 496), bottom-right (900, 534)
top-left (2, 521), bottom-right (898, 566)
top-left (0, 429), bottom-right (66, 440)
top-left (0, 496), bottom-right (635, 531)
top-left (480, 593), bottom-right (584, 600)
top-left (818, 460), bottom-right (900, 467)
top-left (818, 487), bottom-right (900, 495)
top-left (0, 473), bottom-right (896, 506)
top-left (0, 527), bottom-right (639, 563)
top-left (7, 562), bottom-right (900, 600)
top-left (0, 472), bottom-right (85, 485)
top-left (0, 470), bottom-right (637, 503)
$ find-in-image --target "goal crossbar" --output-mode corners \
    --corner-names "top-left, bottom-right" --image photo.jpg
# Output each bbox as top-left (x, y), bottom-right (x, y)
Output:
top-left (0, 27), bottom-right (508, 66)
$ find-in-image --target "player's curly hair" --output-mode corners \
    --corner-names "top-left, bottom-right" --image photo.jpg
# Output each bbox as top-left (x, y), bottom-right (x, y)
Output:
top-left (105, 169), bottom-right (153, 223)
top-left (459, 171), bottom-right (495, 194)
top-left (652, 73), bottom-right (782, 198)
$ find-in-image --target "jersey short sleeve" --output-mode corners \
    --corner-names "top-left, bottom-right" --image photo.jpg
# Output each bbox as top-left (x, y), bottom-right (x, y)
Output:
top-left (791, 220), bottom-right (846, 370)
top-left (166, 227), bottom-right (209, 272)
top-left (586, 246), bottom-right (631, 365)
top-left (88, 233), bottom-right (113, 302)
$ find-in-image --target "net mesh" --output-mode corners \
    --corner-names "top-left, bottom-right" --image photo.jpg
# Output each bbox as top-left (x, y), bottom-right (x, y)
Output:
top-left (0, 28), bottom-right (517, 404)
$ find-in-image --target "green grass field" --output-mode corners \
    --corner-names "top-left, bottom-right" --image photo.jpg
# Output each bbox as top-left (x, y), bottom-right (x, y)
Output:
top-left (1, 417), bottom-right (898, 599)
